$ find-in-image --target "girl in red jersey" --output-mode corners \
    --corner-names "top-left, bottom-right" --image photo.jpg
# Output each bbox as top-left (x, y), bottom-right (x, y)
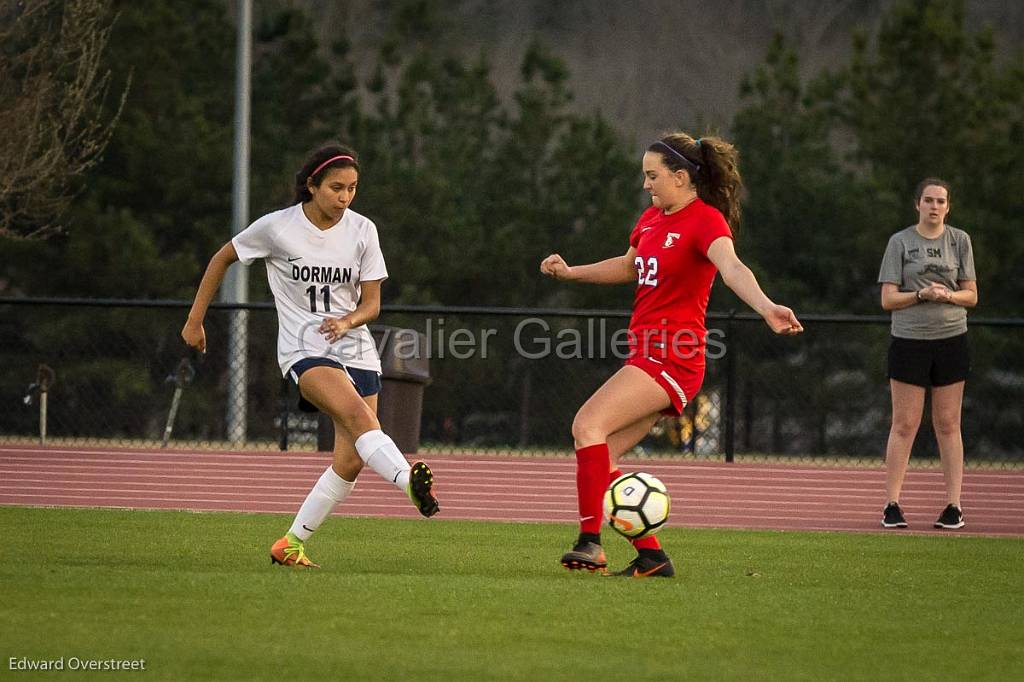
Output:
top-left (540, 132), bottom-right (803, 577)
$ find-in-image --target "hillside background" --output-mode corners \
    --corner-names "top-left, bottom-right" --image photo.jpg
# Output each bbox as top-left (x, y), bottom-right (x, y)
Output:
top-left (301, 0), bottom-right (1024, 144)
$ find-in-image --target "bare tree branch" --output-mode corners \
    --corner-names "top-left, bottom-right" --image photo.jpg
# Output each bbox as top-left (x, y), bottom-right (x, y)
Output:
top-left (0, 0), bottom-right (130, 240)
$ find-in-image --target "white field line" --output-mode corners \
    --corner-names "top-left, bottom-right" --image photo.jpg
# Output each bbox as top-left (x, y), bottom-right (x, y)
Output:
top-left (3, 499), bottom-right (1022, 537)
top-left (0, 493), bottom-right (577, 514)
top-left (4, 448), bottom-right (1023, 478)
top-left (3, 455), bottom-right (1022, 486)
top-left (4, 468), bottom-right (1020, 500)
top-left (4, 480), bottom-right (1023, 513)
top-left (4, 500), bottom-right (1022, 537)
top-left (3, 486), bottom-right (1023, 522)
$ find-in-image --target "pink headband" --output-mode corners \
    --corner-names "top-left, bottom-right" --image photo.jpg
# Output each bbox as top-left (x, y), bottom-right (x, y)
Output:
top-left (309, 155), bottom-right (355, 179)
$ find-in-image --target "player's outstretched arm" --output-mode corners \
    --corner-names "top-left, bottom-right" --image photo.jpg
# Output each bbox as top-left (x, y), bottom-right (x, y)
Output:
top-left (707, 237), bottom-right (803, 336)
top-left (540, 248), bottom-right (636, 285)
top-left (181, 242), bottom-right (240, 353)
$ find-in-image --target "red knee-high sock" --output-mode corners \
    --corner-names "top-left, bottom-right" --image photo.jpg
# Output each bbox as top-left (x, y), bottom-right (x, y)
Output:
top-left (632, 534), bottom-right (662, 550)
top-left (609, 467), bottom-right (662, 551)
top-left (576, 443), bottom-right (610, 535)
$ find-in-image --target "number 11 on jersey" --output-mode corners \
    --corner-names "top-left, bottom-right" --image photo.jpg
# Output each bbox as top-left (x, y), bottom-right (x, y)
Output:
top-left (306, 285), bottom-right (331, 312)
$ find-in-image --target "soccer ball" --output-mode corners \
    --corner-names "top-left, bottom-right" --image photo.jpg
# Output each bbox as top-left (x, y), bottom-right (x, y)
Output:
top-left (603, 472), bottom-right (670, 539)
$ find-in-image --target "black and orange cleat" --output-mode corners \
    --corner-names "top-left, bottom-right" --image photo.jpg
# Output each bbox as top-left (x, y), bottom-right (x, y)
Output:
top-left (407, 461), bottom-right (440, 517)
top-left (560, 540), bottom-right (607, 572)
top-left (609, 551), bottom-right (675, 578)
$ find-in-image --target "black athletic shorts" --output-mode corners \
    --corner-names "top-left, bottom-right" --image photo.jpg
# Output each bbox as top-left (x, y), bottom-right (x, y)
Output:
top-left (887, 332), bottom-right (969, 388)
top-left (287, 357), bottom-right (382, 413)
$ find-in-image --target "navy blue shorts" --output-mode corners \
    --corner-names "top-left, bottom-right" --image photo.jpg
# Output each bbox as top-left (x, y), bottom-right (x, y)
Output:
top-left (887, 333), bottom-right (970, 388)
top-left (288, 357), bottom-right (382, 413)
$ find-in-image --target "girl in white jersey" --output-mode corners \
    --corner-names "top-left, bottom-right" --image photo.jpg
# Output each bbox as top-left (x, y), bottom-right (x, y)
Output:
top-left (182, 144), bottom-right (439, 568)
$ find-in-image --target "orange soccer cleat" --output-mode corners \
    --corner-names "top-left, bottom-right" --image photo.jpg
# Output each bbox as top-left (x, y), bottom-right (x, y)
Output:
top-left (270, 532), bottom-right (320, 568)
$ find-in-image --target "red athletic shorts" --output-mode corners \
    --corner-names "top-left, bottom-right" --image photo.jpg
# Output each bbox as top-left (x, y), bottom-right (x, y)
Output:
top-left (625, 355), bottom-right (704, 416)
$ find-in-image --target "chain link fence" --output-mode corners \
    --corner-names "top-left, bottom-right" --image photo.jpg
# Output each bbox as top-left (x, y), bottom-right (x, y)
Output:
top-left (2, 297), bottom-right (1022, 466)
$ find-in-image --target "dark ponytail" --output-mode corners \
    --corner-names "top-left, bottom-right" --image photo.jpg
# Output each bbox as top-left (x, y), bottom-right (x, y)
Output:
top-left (293, 143), bottom-right (360, 204)
top-left (648, 133), bottom-right (743, 234)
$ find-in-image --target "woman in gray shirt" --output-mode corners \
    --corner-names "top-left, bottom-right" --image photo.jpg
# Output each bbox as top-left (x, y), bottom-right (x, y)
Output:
top-left (877, 178), bottom-right (978, 529)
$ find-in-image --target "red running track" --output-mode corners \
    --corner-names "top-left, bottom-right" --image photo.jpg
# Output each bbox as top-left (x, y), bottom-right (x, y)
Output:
top-left (1, 446), bottom-right (1022, 537)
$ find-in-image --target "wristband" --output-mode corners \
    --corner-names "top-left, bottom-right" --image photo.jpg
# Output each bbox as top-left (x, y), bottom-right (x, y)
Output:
top-left (916, 290), bottom-right (924, 302)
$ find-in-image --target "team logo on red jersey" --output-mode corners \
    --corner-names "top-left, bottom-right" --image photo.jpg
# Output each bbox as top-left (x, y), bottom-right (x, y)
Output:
top-left (663, 232), bottom-right (681, 248)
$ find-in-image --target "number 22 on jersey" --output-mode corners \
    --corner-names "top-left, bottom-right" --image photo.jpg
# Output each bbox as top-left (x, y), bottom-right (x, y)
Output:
top-left (635, 256), bottom-right (659, 287)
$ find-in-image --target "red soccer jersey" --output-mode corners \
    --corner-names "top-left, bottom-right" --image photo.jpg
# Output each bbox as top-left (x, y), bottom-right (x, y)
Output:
top-left (627, 199), bottom-right (733, 366)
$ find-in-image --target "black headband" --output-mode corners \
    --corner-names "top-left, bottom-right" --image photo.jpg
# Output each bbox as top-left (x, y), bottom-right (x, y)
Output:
top-left (653, 140), bottom-right (701, 176)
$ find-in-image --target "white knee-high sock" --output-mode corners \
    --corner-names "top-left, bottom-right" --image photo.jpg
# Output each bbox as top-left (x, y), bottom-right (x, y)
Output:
top-left (289, 466), bottom-right (355, 541)
top-left (354, 429), bottom-right (411, 491)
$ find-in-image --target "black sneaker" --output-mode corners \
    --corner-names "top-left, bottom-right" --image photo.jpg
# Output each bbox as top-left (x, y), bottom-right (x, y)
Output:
top-left (934, 504), bottom-right (965, 529)
top-left (609, 552), bottom-right (675, 578)
top-left (881, 502), bottom-right (908, 528)
top-left (560, 541), bottom-right (607, 572)
top-left (407, 461), bottom-right (439, 517)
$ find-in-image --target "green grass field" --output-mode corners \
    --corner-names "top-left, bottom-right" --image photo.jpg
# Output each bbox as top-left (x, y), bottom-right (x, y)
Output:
top-left (2, 507), bottom-right (1021, 681)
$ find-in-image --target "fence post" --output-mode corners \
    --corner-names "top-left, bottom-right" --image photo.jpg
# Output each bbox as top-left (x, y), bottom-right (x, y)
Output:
top-left (223, 0), bottom-right (252, 446)
top-left (724, 310), bottom-right (736, 463)
top-left (37, 365), bottom-right (55, 447)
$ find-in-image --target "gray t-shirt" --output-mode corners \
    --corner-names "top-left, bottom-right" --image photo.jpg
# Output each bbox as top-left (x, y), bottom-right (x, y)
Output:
top-left (878, 225), bottom-right (976, 339)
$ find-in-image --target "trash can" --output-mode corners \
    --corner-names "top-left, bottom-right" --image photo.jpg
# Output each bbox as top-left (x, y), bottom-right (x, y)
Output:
top-left (317, 326), bottom-right (431, 454)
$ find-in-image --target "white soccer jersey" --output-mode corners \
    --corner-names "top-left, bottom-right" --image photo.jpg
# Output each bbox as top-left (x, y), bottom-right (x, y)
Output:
top-left (232, 203), bottom-right (388, 375)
